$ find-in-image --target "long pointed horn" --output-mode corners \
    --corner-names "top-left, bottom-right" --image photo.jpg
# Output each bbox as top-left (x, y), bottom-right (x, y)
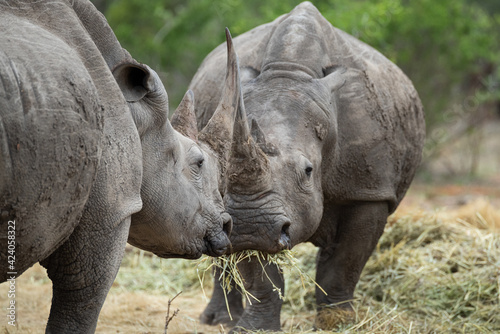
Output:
top-left (198, 28), bottom-right (242, 192)
top-left (171, 90), bottom-right (198, 141)
top-left (226, 67), bottom-right (270, 193)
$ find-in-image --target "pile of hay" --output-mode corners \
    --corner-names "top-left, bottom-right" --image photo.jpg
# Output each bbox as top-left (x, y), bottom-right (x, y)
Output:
top-left (282, 201), bottom-right (500, 333)
top-left (349, 205), bottom-right (499, 333)
top-left (197, 198), bottom-right (500, 333)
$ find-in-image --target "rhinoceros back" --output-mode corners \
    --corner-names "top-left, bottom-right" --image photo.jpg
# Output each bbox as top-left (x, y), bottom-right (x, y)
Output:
top-left (0, 12), bottom-right (103, 279)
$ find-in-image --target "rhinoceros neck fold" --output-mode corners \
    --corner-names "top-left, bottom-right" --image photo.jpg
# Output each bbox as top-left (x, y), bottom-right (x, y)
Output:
top-left (261, 61), bottom-right (318, 79)
top-left (261, 5), bottom-right (328, 79)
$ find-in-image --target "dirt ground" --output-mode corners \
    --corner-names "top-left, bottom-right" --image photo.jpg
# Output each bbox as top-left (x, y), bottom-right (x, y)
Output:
top-left (0, 251), bottom-right (220, 334)
top-left (400, 180), bottom-right (500, 213)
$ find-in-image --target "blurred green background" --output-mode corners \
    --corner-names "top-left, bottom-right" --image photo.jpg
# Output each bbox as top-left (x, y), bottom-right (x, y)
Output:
top-left (91, 0), bottom-right (500, 179)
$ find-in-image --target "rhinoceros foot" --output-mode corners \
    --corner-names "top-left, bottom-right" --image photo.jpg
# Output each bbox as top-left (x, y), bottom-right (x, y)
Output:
top-left (199, 280), bottom-right (243, 327)
top-left (200, 301), bottom-right (243, 327)
top-left (314, 305), bottom-right (356, 330)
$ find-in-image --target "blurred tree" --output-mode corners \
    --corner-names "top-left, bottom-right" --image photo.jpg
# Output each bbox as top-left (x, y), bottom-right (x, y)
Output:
top-left (99, 0), bottom-right (499, 171)
top-left (469, 0), bottom-right (500, 14)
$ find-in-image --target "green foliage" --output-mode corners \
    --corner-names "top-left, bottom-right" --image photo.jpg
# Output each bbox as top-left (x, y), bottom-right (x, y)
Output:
top-left (101, 0), bottom-right (500, 154)
top-left (316, 0), bottom-right (498, 131)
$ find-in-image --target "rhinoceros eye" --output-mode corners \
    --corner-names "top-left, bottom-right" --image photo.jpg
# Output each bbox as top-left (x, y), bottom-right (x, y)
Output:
top-left (188, 145), bottom-right (204, 172)
top-left (298, 156), bottom-right (314, 193)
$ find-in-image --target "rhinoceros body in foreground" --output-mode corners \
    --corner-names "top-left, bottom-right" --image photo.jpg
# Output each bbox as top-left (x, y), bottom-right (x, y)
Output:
top-left (0, 1), bottom-right (240, 332)
top-left (189, 2), bottom-right (425, 331)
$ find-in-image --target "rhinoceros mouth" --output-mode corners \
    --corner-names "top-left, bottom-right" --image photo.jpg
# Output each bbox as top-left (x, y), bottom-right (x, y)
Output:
top-left (227, 215), bottom-right (291, 254)
top-left (224, 192), bottom-right (292, 253)
top-left (203, 237), bottom-right (231, 257)
top-left (152, 250), bottom-right (203, 260)
top-left (151, 229), bottom-right (231, 259)
top-left (153, 241), bottom-right (230, 259)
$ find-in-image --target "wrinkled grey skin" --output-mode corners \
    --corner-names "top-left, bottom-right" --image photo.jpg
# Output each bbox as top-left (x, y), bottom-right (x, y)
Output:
top-left (189, 2), bottom-right (425, 331)
top-left (0, 1), bottom-right (234, 332)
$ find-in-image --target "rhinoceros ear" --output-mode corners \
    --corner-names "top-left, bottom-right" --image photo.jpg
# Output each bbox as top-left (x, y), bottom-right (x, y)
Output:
top-left (320, 65), bottom-right (346, 92)
top-left (114, 63), bottom-right (171, 137)
top-left (112, 62), bottom-right (152, 102)
top-left (171, 90), bottom-right (198, 141)
top-left (240, 66), bottom-right (259, 85)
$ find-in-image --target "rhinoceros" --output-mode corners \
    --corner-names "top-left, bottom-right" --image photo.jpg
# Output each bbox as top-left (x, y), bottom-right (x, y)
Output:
top-left (188, 2), bottom-right (425, 331)
top-left (0, 1), bottom-right (241, 332)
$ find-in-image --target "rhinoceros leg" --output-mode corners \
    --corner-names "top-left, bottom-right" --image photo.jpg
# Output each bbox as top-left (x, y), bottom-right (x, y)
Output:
top-left (41, 216), bottom-right (131, 334)
top-left (230, 257), bottom-right (283, 332)
top-left (314, 202), bottom-right (388, 329)
top-left (200, 267), bottom-right (244, 326)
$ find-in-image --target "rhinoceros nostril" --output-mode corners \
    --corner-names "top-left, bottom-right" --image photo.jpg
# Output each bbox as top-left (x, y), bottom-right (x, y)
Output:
top-left (279, 221), bottom-right (291, 250)
top-left (281, 222), bottom-right (290, 237)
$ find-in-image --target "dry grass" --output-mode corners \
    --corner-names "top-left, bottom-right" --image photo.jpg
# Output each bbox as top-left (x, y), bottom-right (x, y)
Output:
top-left (1, 192), bottom-right (499, 333)
top-left (350, 207), bottom-right (500, 333)
top-left (452, 197), bottom-right (500, 230)
top-left (196, 249), bottom-right (325, 311)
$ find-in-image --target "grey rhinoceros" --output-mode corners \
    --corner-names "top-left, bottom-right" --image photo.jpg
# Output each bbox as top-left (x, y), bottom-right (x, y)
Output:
top-left (0, 1), bottom-right (241, 332)
top-left (188, 2), bottom-right (425, 331)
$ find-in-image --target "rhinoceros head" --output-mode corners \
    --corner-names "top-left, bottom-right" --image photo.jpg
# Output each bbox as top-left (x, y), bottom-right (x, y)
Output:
top-left (222, 38), bottom-right (346, 254)
top-left (111, 35), bottom-right (242, 258)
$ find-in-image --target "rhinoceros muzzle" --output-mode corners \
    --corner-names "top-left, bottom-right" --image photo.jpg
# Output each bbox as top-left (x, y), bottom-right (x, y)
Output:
top-left (227, 213), bottom-right (292, 253)
top-left (203, 212), bottom-right (233, 257)
top-left (224, 192), bottom-right (292, 253)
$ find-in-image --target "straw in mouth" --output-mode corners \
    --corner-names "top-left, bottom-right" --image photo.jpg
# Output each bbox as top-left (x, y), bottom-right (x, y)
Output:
top-left (196, 249), bottom-right (326, 320)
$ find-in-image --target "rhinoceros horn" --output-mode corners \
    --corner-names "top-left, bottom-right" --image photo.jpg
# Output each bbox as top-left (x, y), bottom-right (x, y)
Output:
top-left (223, 52), bottom-right (270, 193)
top-left (227, 86), bottom-right (271, 193)
top-left (198, 28), bottom-right (246, 192)
top-left (251, 118), bottom-right (280, 156)
top-left (171, 90), bottom-right (198, 141)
